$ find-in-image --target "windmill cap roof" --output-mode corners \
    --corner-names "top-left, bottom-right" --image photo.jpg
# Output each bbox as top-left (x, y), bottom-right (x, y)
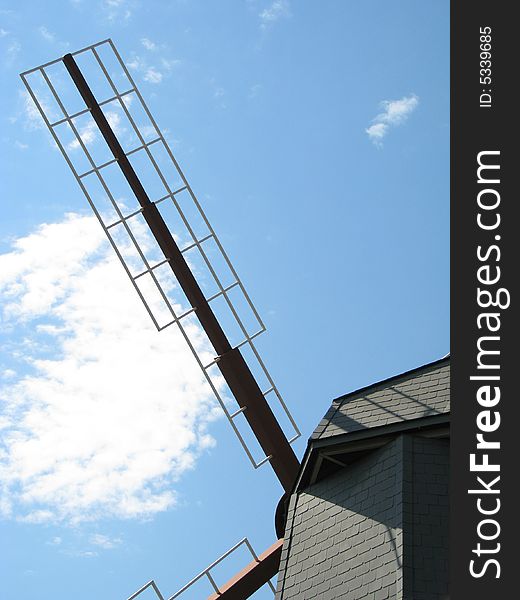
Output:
top-left (311, 355), bottom-right (450, 442)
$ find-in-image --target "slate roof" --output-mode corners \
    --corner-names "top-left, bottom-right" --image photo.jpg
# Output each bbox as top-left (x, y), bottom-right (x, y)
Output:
top-left (311, 357), bottom-right (450, 441)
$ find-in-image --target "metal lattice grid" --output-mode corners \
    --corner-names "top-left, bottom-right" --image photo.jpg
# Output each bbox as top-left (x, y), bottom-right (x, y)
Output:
top-left (20, 39), bottom-right (300, 469)
top-left (126, 538), bottom-right (276, 600)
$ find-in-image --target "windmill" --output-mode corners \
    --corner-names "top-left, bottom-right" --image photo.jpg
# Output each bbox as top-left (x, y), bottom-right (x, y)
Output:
top-left (21, 39), bottom-right (302, 598)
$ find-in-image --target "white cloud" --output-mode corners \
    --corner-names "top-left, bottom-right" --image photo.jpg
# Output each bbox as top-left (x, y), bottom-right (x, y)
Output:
top-left (47, 536), bottom-right (62, 545)
top-left (0, 28), bottom-right (9, 37)
top-left (365, 122), bottom-right (387, 144)
top-left (128, 52), bottom-right (180, 85)
top-left (259, 0), bottom-right (291, 29)
top-left (366, 94), bottom-right (419, 147)
top-left (102, 0), bottom-right (131, 22)
top-left (16, 89), bottom-right (61, 133)
top-left (0, 214), bottom-right (223, 524)
top-left (127, 56), bottom-right (145, 72)
top-left (14, 141), bottom-right (29, 150)
top-left (378, 95), bottom-right (419, 126)
top-left (67, 120), bottom-right (98, 150)
top-left (106, 111), bottom-right (122, 132)
top-left (141, 37), bottom-right (157, 51)
top-left (143, 67), bottom-right (163, 84)
top-left (90, 533), bottom-right (121, 549)
top-left (73, 550), bottom-right (98, 558)
top-left (19, 90), bottom-right (46, 131)
top-left (208, 77), bottom-right (227, 108)
top-left (38, 26), bottom-right (55, 42)
top-left (4, 39), bottom-right (21, 65)
top-left (127, 39), bottom-right (181, 86)
top-left (161, 57), bottom-right (181, 70)
top-left (67, 111), bottom-right (122, 151)
top-left (139, 125), bottom-right (157, 139)
top-left (248, 84), bottom-right (262, 99)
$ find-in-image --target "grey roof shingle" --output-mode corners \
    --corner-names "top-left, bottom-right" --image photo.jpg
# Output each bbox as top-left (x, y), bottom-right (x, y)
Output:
top-left (312, 358), bottom-right (450, 441)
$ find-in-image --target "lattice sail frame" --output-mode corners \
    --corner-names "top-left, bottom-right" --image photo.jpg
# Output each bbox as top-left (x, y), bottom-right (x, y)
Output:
top-left (126, 538), bottom-right (276, 600)
top-left (20, 39), bottom-right (300, 469)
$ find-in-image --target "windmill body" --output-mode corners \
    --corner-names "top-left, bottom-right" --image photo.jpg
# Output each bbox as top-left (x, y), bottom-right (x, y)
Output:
top-left (275, 357), bottom-right (450, 599)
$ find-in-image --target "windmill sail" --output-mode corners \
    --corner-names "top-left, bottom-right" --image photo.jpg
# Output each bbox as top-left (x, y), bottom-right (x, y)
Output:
top-left (126, 537), bottom-right (280, 600)
top-left (20, 39), bottom-right (300, 492)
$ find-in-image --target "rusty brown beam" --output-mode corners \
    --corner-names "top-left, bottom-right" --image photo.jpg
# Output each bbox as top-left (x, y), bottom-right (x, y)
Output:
top-left (207, 539), bottom-right (283, 600)
top-left (62, 53), bottom-right (300, 493)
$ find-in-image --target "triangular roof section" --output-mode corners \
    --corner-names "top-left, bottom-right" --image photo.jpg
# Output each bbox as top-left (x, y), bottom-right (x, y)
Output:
top-left (312, 355), bottom-right (450, 442)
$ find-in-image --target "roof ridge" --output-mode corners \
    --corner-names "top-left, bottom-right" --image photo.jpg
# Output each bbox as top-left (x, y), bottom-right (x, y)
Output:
top-left (331, 355), bottom-right (449, 405)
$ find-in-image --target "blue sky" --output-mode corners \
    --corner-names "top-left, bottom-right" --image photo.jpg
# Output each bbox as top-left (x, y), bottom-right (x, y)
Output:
top-left (0, 1), bottom-right (449, 598)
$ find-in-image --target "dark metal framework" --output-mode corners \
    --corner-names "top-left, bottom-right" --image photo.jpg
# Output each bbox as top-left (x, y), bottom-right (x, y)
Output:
top-left (20, 39), bottom-right (302, 599)
top-left (20, 39), bottom-right (300, 492)
top-left (206, 539), bottom-right (283, 600)
top-left (61, 51), bottom-right (299, 492)
top-left (125, 538), bottom-right (281, 600)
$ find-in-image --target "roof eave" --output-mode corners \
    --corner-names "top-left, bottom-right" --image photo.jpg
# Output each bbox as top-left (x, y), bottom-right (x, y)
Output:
top-left (295, 412), bottom-right (450, 492)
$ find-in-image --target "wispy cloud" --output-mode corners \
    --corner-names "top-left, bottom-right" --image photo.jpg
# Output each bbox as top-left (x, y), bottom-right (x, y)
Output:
top-left (127, 49), bottom-right (181, 85)
top-left (67, 111), bottom-right (122, 150)
top-left (35, 25), bottom-right (69, 50)
top-left (90, 533), bottom-right (122, 549)
top-left (160, 57), bottom-right (181, 70)
top-left (47, 536), bottom-right (62, 546)
top-left (0, 24), bottom-right (21, 66)
top-left (126, 55), bottom-right (144, 71)
top-left (0, 214), bottom-right (222, 524)
top-left (102, 0), bottom-right (132, 22)
top-left (13, 90), bottom-right (62, 137)
top-left (67, 119), bottom-right (99, 150)
top-left (18, 90), bottom-right (46, 130)
top-left (366, 94), bottom-right (419, 147)
top-left (259, 0), bottom-right (291, 30)
top-left (3, 39), bottom-right (21, 66)
top-left (248, 84), bottom-right (262, 100)
top-left (71, 550), bottom-right (98, 558)
top-left (38, 26), bottom-right (55, 43)
top-left (143, 67), bottom-right (162, 84)
top-left (141, 37), bottom-right (157, 51)
top-left (208, 77), bottom-right (227, 109)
